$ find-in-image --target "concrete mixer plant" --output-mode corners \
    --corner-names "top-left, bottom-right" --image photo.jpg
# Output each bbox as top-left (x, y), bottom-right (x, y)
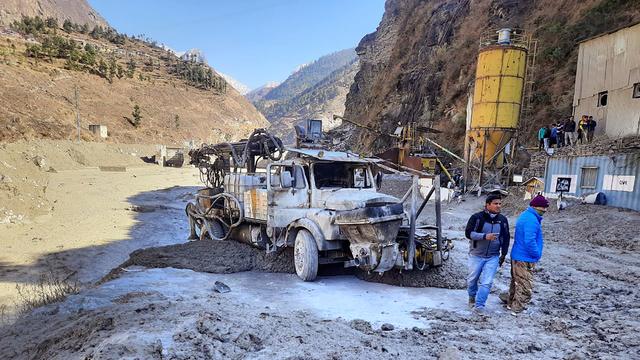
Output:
top-left (465, 28), bottom-right (537, 191)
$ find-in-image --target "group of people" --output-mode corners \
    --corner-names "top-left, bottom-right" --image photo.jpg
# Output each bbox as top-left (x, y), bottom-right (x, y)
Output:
top-left (537, 115), bottom-right (597, 151)
top-left (465, 193), bottom-right (550, 315)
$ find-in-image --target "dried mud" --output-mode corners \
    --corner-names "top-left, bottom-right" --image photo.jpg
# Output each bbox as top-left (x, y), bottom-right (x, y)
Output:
top-left (101, 240), bottom-right (296, 283)
top-left (544, 204), bottom-right (640, 252)
top-left (103, 237), bottom-right (467, 290)
top-left (3, 198), bottom-right (640, 359)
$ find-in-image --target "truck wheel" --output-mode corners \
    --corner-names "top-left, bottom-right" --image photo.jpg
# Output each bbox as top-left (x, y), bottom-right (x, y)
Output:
top-left (294, 229), bottom-right (318, 281)
top-left (201, 219), bottom-right (225, 240)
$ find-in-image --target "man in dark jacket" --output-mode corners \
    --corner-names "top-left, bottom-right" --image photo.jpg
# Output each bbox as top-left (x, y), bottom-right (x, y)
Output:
top-left (587, 116), bottom-right (597, 143)
top-left (564, 116), bottom-right (576, 146)
top-left (464, 193), bottom-right (510, 312)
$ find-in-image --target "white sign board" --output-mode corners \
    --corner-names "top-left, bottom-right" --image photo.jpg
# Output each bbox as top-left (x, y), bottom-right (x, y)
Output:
top-left (550, 175), bottom-right (577, 194)
top-left (603, 175), bottom-right (635, 192)
top-left (512, 175), bottom-right (523, 183)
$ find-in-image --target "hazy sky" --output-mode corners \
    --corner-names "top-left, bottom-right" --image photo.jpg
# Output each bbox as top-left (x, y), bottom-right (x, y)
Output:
top-left (89, 0), bottom-right (385, 89)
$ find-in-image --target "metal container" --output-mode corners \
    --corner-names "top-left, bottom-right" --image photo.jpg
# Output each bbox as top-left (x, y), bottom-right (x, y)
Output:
top-left (544, 153), bottom-right (640, 211)
top-left (468, 42), bottom-right (527, 165)
top-left (224, 174), bottom-right (267, 211)
top-left (497, 28), bottom-right (512, 45)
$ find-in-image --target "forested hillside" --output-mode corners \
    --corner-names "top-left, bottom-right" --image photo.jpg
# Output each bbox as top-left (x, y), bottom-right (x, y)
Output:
top-left (0, 15), bottom-right (267, 143)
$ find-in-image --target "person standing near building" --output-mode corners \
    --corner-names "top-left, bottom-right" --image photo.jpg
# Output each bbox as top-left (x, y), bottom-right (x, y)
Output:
top-left (507, 194), bottom-right (549, 314)
top-left (564, 116), bottom-right (576, 146)
top-left (465, 194), bottom-right (510, 313)
top-left (537, 126), bottom-right (546, 150)
top-left (577, 116), bottom-right (587, 144)
top-left (543, 125), bottom-right (551, 151)
top-left (587, 116), bottom-right (597, 143)
top-left (556, 122), bottom-right (564, 147)
top-left (550, 124), bottom-right (558, 148)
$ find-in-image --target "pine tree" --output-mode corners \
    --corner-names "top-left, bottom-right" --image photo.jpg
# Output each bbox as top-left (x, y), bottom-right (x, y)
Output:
top-left (132, 105), bottom-right (142, 127)
top-left (62, 19), bottom-right (74, 33)
top-left (98, 59), bottom-right (109, 80)
top-left (126, 59), bottom-right (136, 78)
top-left (45, 17), bottom-right (58, 29)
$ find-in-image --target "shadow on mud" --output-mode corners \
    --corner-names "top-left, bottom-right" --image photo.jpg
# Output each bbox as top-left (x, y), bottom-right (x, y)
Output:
top-left (0, 185), bottom-right (201, 288)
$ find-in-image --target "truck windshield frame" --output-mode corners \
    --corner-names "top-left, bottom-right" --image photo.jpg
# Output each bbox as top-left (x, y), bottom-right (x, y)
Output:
top-left (312, 162), bottom-right (373, 189)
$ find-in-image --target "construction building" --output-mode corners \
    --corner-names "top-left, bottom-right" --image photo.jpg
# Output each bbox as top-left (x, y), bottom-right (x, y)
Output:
top-left (572, 22), bottom-right (640, 137)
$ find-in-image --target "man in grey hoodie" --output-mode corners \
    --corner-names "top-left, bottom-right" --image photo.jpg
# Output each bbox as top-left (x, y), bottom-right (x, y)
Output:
top-left (464, 193), bottom-right (511, 312)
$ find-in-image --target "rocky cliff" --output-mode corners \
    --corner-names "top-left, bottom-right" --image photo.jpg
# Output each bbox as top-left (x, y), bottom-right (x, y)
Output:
top-left (0, 0), bottom-right (108, 28)
top-left (341, 0), bottom-right (640, 154)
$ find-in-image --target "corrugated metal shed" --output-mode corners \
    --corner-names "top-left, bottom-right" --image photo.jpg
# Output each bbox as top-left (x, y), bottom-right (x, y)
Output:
top-left (544, 153), bottom-right (640, 211)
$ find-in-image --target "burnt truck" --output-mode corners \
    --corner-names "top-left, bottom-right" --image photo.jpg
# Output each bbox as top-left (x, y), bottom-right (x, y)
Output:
top-left (186, 126), bottom-right (451, 281)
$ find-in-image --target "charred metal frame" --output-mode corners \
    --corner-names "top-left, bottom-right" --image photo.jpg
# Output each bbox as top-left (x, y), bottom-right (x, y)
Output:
top-left (186, 129), bottom-right (452, 279)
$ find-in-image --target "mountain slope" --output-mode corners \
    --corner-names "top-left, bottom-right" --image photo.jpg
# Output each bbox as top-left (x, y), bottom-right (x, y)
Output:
top-left (0, 0), bottom-right (108, 28)
top-left (267, 59), bottom-right (359, 144)
top-left (261, 48), bottom-right (357, 103)
top-left (340, 0), bottom-right (640, 154)
top-left (252, 48), bottom-right (358, 142)
top-left (219, 72), bottom-right (250, 95)
top-left (245, 82), bottom-right (279, 103)
top-left (0, 18), bottom-right (267, 144)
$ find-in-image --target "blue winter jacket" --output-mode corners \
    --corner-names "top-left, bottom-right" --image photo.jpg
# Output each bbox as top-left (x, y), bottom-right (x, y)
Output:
top-left (511, 207), bottom-right (544, 263)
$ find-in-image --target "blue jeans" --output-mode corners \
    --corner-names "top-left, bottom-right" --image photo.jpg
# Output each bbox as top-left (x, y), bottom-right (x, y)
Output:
top-left (467, 255), bottom-right (500, 309)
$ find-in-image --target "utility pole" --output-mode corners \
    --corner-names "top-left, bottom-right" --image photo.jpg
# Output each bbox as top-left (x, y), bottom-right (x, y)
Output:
top-left (75, 85), bottom-right (80, 142)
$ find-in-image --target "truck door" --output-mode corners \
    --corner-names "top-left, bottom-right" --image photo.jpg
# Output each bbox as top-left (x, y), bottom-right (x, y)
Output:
top-left (266, 163), bottom-right (309, 228)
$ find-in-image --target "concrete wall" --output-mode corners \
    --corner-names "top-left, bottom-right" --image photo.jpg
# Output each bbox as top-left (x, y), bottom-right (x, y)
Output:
top-left (88, 125), bottom-right (108, 138)
top-left (573, 23), bottom-right (640, 137)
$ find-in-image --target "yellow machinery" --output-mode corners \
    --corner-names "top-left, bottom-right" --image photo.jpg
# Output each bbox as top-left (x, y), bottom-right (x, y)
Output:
top-left (466, 28), bottom-right (535, 189)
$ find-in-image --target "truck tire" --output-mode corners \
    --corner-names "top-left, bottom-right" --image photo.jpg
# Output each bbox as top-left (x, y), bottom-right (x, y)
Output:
top-left (201, 219), bottom-right (225, 241)
top-left (294, 229), bottom-right (319, 281)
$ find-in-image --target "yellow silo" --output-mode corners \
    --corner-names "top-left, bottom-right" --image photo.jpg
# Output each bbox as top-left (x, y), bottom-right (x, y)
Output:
top-left (468, 29), bottom-right (527, 166)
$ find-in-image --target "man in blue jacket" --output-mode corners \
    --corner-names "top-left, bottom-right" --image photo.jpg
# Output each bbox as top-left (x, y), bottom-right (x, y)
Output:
top-left (464, 193), bottom-right (510, 313)
top-left (507, 194), bottom-right (549, 314)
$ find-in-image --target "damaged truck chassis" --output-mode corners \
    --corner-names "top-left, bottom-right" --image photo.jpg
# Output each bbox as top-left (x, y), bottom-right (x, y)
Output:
top-left (185, 129), bottom-right (451, 281)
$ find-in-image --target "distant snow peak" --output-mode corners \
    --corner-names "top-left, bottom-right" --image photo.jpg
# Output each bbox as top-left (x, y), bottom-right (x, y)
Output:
top-left (160, 44), bottom-right (183, 57)
top-left (180, 48), bottom-right (207, 64)
top-left (219, 72), bottom-right (250, 95)
top-left (262, 81), bottom-right (280, 89)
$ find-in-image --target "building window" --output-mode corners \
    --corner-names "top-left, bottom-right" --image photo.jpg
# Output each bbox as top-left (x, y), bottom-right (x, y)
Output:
top-left (633, 83), bottom-right (640, 99)
top-left (597, 91), bottom-right (608, 107)
top-left (580, 167), bottom-right (598, 189)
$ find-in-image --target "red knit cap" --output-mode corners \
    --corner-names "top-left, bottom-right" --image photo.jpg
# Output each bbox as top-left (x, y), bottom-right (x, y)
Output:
top-left (530, 195), bottom-right (549, 208)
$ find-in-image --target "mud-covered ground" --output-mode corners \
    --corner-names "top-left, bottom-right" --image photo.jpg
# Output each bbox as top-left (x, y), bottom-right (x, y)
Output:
top-left (1, 181), bottom-right (639, 358)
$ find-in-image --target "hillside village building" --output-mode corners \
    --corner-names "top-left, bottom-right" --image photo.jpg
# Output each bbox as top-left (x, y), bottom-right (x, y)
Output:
top-left (573, 22), bottom-right (640, 137)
